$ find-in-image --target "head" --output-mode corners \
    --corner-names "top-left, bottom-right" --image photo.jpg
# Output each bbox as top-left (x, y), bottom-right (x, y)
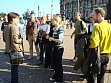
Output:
top-left (89, 13), bottom-right (94, 22)
top-left (41, 16), bottom-right (47, 23)
top-left (30, 11), bottom-right (35, 21)
top-left (52, 14), bottom-right (62, 27)
top-left (75, 12), bottom-right (81, 20)
top-left (46, 14), bottom-right (51, 21)
top-left (92, 7), bottom-right (105, 22)
top-left (3, 14), bottom-right (8, 22)
top-left (7, 12), bottom-right (20, 25)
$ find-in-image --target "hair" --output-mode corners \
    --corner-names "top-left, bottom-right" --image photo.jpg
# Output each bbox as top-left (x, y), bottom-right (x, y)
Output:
top-left (41, 16), bottom-right (47, 21)
top-left (93, 7), bottom-right (105, 17)
top-left (52, 14), bottom-right (62, 25)
top-left (7, 12), bottom-right (19, 23)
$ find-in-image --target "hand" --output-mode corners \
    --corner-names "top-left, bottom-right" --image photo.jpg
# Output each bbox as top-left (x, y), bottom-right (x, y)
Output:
top-left (46, 35), bottom-right (49, 39)
top-left (26, 36), bottom-right (28, 40)
top-left (71, 34), bottom-right (73, 39)
top-left (49, 37), bottom-right (54, 41)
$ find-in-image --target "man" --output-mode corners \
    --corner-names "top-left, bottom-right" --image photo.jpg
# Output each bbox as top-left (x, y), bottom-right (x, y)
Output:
top-left (1, 14), bottom-right (9, 54)
top-left (26, 11), bottom-right (39, 59)
top-left (71, 11), bottom-right (87, 60)
top-left (1, 15), bottom-right (8, 31)
top-left (45, 14), bottom-right (55, 68)
top-left (88, 13), bottom-right (98, 35)
top-left (87, 7), bottom-right (111, 83)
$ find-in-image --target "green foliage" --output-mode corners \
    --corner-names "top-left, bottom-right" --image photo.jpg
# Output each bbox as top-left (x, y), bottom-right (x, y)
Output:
top-left (0, 12), bottom-right (7, 18)
top-left (22, 9), bottom-right (36, 19)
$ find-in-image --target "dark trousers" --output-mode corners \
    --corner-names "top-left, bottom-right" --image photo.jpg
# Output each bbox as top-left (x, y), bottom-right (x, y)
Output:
top-left (52, 47), bottom-right (64, 82)
top-left (39, 38), bottom-right (46, 63)
top-left (45, 40), bottom-right (54, 68)
top-left (74, 35), bottom-right (83, 49)
top-left (87, 55), bottom-right (109, 83)
top-left (11, 64), bottom-right (19, 83)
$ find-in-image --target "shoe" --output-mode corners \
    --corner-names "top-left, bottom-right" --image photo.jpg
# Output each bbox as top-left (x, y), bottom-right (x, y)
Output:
top-left (54, 81), bottom-right (62, 83)
top-left (38, 62), bottom-right (43, 65)
top-left (4, 52), bottom-right (9, 55)
top-left (28, 56), bottom-right (33, 60)
top-left (49, 78), bottom-right (55, 81)
top-left (36, 56), bottom-right (40, 60)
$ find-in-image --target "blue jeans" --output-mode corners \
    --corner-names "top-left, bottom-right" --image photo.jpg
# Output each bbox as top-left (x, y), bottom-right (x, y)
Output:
top-left (11, 64), bottom-right (19, 83)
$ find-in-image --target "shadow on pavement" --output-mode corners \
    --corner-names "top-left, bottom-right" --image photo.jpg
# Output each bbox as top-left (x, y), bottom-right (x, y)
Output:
top-left (0, 51), bottom-right (85, 83)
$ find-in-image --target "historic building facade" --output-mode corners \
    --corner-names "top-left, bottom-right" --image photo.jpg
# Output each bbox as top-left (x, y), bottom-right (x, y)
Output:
top-left (60, 0), bottom-right (108, 20)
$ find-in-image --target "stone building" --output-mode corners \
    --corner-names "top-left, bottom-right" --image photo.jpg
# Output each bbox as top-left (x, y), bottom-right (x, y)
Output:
top-left (60, 0), bottom-right (109, 20)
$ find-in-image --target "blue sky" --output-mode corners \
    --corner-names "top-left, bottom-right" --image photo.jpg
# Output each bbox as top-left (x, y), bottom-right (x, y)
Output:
top-left (0, 0), bottom-right (60, 16)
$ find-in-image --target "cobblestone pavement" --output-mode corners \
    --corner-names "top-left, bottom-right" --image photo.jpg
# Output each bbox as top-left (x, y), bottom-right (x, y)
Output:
top-left (0, 29), bottom-right (111, 83)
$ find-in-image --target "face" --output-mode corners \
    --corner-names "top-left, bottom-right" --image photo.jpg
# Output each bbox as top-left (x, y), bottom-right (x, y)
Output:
top-left (4, 15), bottom-right (8, 22)
top-left (30, 14), bottom-right (35, 20)
top-left (92, 11), bottom-right (98, 22)
top-left (75, 13), bottom-right (80, 20)
top-left (13, 17), bottom-right (20, 25)
top-left (90, 14), bottom-right (94, 22)
top-left (47, 14), bottom-right (50, 20)
top-left (52, 19), bottom-right (57, 26)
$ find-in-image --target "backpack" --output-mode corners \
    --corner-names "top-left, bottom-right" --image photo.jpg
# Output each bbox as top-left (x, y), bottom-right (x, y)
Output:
top-left (73, 35), bottom-right (90, 71)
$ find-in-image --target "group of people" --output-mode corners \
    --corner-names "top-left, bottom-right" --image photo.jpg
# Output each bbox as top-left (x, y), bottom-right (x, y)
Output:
top-left (1, 7), bottom-right (111, 83)
top-left (1, 11), bottom-right (64, 83)
top-left (71, 7), bottom-right (111, 83)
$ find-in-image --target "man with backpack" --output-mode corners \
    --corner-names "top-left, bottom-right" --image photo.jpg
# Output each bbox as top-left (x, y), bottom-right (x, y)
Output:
top-left (71, 11), bottom-right (87, 61)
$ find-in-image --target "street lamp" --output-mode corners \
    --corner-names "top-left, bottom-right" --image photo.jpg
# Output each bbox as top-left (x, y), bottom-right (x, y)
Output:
top-left (51, 0), bottom-right (53, 19)
top-left (77, 0), bottom-right (80, 11)
top-left (62, 0), bottom-right (65, 21)
top-left (38, 5), bottom-right (40, 17)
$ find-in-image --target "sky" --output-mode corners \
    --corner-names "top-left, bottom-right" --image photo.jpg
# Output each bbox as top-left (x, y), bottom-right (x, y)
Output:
top-left (0, 0), bottom-right (60, 16)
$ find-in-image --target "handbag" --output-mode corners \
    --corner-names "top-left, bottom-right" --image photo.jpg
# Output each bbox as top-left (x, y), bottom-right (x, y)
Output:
top-left (10, 51), bottom-right (24, 65)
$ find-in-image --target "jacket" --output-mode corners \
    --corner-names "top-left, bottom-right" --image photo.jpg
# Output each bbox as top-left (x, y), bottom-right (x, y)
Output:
top-left (26, 19), bottom-right (38, 37)
top-left (3, 24), bottom-right (23, 52)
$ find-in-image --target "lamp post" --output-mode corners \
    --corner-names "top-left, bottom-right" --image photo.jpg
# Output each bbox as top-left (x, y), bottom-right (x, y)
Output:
top-left (77, 0), bottom-right (79, 11)
top-left (62, 0), bottom-right (65, 21)
top-left (51, 0), bottom-right (53, 19)
top-left (38, 5), bottom-right (40, 17)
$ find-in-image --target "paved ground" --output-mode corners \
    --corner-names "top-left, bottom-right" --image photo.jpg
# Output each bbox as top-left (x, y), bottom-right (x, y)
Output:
top-left (0, 29), bottom-right (111, 83)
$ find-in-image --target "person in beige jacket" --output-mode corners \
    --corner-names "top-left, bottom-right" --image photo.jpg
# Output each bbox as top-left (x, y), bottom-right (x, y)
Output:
top-left (3, 12), bottom-right (23, 83)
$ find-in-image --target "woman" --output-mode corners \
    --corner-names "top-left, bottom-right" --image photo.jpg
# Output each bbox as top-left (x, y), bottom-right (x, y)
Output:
top-left (5, 12), bottom-right (23, 83)
top-left (49, 14), bottom-right (64, 83)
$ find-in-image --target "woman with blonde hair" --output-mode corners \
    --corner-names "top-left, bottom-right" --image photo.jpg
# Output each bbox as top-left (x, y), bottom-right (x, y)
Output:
top-left (37, 15), bottom-right (50, 64)
top-left (49, 14), bottom-right (64, 83)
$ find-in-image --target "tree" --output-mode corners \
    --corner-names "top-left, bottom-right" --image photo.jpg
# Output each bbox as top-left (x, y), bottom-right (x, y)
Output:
top-left (22, 9), bottom-right (30, 19)
top-left (0, 12), bottom-right (7, 19)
